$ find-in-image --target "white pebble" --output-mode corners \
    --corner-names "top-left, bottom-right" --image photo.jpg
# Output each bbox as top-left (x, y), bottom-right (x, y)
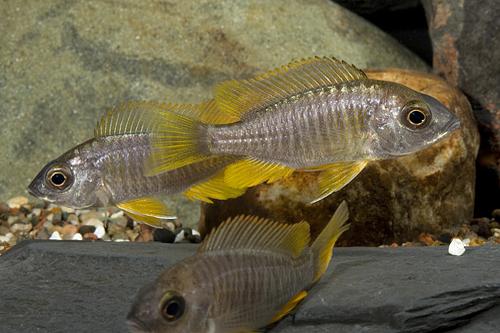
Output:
top-left (7, 196), bottom-right (29, 209)
top-left (93, 225), bottom-right (106, 239)
top-left (462, 238), bottom-right (471, 247)
top-left (448, 238), bottom-right (466, 256)
top-left (113, 238), bottom-right (129, 242)
top-left (49, 231), bottom-right (62, 240)
top-left (0, 235), bottom-right (9, 243)
top-left (32, 208), bottom-right (42, 216)
top-left (175, 231), bottom-right (186, 243)
top-left (72, 233), bottom-right (83, 241)
top-left (110, 211), bottom-right (124, 219)
top-left (191, 229), bottom-right (200, 237)
top-left (84, 218), bottom-right (104, 229)
top-left (60, 206), bottom-right (75, 213)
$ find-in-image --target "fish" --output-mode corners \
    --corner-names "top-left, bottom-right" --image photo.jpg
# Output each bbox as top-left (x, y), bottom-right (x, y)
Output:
top-left (127, 201), bottom-right (350, 333)
top-left (27, 101), bottom-right (245, 227)
top-left (145, 57), bottom-right (461, 202)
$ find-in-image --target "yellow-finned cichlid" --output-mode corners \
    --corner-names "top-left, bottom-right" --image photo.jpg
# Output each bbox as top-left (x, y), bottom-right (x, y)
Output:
top-left (28, 101), bottom-right (244, 227)
top-left (127, 201), bottom-right (350, 333)
top-left (145, 57), bottom-right (460, 203)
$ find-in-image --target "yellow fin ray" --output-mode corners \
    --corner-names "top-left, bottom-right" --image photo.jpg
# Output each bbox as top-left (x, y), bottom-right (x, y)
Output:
top-left (184, 172), bottom-right (247, 203)
top-left (311, 201), bottom-right (350, 283)
top-left (309, 161), bottom-right (368, 204)
top-left (224, 158), bottom-right (294, 188)
top-left (199, 215), bottom-right (310, 257)
top-left (117, 197), bottom-right (175, 228)
top-left (214, 56), bottom-right (367, 120)
top-left (270, 290), bottom-right (308, 324)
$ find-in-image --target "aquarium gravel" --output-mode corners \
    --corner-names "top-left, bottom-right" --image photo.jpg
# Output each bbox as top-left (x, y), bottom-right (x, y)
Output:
top-left (0, 196), bottom-right (201, 255)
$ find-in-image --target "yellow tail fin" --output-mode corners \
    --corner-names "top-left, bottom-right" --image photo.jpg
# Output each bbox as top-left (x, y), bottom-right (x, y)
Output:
top-left (310, 201), bottom-right (350, 283)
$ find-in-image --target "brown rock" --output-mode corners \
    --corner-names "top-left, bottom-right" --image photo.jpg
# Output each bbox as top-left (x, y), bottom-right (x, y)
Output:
top-left (200, 69), bottom-right (479, 245)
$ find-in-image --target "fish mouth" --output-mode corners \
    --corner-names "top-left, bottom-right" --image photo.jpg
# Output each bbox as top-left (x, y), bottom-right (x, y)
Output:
top-left (126, 317), bottom-right (149, 333)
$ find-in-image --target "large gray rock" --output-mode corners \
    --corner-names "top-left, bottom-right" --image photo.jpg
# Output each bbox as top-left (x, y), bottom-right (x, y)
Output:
top-left (0, 0), bottom-right (427, 226)
top-left (0, 241), bottom-right (498, 332)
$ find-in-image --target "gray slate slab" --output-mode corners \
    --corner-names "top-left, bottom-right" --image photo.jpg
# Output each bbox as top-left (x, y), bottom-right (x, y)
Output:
top-left (0, 241), bottom-right (498, 333)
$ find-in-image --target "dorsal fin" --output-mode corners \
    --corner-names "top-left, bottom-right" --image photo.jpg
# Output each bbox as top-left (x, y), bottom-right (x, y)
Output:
top-left (199, 215), bottom-right (310, 257)
top-left (94, 100), bottom-right (236, 138)
top-left (214, 56), bottom-right (367, 120)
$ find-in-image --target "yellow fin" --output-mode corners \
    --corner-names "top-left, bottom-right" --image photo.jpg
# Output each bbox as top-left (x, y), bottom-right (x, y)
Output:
top-left (199, 215), bottom-right (310, 257)
top-left (214, 56), bottom-right (367, 120)
top-left (309, 161), bottom-right (368, 204)
top-left (311, 201), bottom-right (350, 283)
top-left (117, 197), bottom-right (175, 228)
top-left (94, 101), bottom-right (164, 137)
top-left (270, 290), bottom-right (308, 324)
top-left (224, 158), bottom-right (294, 188)
top-left (144, 100), bottom-right (239, 176)
top-left (184, 172), bottom-right (247, 203)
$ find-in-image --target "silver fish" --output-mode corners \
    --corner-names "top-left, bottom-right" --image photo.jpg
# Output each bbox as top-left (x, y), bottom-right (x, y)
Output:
top-left (28, 101), bottom-right (243, 226)
top-left (145, 57), bottom-right (460, 202)
top-left (127, 201), bottom-right (350, 333)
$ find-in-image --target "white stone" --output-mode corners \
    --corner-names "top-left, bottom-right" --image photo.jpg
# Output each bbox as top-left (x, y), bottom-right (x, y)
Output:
top-left (175, 231), bottom-right (186, 243)
top-left (84, 218), bottom-right (104, 229)
top-left (113, 238), bottom-right (129, 242)
top-left (49, 231), bottom-right (62, 240)
top-left (7, 196), bottom-right (28, 209)
top-left (0, 235), bottom-right (9, 243)
top-left (32, 208), bottom-right (42, 216)
top-left (72, 233), bottom-right (83, 241)
top-left (462, 238), bottom-right (471, 247)
top-left (110, 211), bottom-right (124, 219)
top-left (60, 206), bottom-right (75, 213)
top-left (448, 238), bottom-right (466, 256)
top-left (10, 223), bottom-right (32, 233)
top-left (93, 225), bottom-right (106, 239)
top-left (192, 229), bottom-right (200, 237)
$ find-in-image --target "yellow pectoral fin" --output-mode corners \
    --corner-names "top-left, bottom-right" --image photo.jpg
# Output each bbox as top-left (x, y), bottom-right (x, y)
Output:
top-left (117, 197), bottom-right (175, 228)
top-left (270, 290), bottom-right (308, 324)
top-left (309, 160), bottom-right (368, 204)
top-left (224, 158), bottom-right (294, 188)
top-left (184, 173), bottom-right (247, 203)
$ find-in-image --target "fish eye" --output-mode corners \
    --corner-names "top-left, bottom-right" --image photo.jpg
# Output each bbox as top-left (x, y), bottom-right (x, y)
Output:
top-left (160, 292), bottom-right (185, 322)
top-left (401, 102), bottom-right (431, 130)
top-left (47, 167), bottom-right (72, 190)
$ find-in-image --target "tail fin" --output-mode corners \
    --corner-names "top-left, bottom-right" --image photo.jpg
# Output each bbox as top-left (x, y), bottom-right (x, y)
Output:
top-left (310, 201), bottom-right (350, 283)
top-left (144, 102), bottom-right (214, 176)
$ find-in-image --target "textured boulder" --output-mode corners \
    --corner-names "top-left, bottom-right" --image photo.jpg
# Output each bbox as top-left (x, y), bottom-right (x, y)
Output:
top-left (0, 241), bottom-right (498, 332)
top-left (201, 69), bottom-right (479, 245)
top-left (0, 0), bottom-right (428, 228)
top-left (423, 0), bottom-right (500, 215)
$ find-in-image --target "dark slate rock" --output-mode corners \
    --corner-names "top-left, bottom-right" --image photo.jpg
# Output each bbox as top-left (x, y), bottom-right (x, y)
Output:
top-left (0, 241), bottom-right (499, 333)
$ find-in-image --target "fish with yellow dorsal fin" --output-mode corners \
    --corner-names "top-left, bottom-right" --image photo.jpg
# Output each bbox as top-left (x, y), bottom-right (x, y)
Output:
top-left (127, 201), bottom-right (350, 333)
top-left (145, 56), bottom-right (460, 203)
top-left (27, 101), bottom-right (245, 227)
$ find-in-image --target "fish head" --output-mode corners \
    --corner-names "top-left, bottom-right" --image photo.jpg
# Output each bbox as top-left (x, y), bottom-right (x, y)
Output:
top-left (369, 82), bottom-right (460, 158)
top-left (127, 262), bottom-right (212, 333)
top-left (27, 144), bottom-right (103, 209)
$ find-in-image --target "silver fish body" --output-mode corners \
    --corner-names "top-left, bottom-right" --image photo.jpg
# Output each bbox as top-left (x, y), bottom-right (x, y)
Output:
top-left (206, 80), bottom-right (460, 169)
top-left (28, 133), bottom-right (233, 208)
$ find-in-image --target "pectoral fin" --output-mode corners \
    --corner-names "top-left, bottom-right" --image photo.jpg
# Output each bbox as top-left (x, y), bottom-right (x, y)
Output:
top-left (309, 161), bottom-right (368, 204)
top-left (224, 158), bottom-right (294, 188)
top-left (117, 197), bottom-right (175, 228)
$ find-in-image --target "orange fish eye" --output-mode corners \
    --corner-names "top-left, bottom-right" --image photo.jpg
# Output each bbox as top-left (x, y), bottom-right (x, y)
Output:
top-left (160, 291), bottom-right (185, 322)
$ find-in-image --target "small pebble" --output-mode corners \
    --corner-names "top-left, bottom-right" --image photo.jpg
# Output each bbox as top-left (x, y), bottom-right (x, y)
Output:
top-left (110, 211), bottom-right (124, 219)
top-left (79, 225), bottom-right (96, 235)
top-left (67, 214), bottom-right (79, 225)
top-left (84, 218), bottom-right (104, 229)
top-left (7, 196), bottom-right (29, 209)
top-left (0, 225), bottom-right (10, 236)
top-left (49, 231), bottom-right (62, 240)
top-left (32, 208), bottom-right (42, 216)
top-left (94, 225), bottom-right (106, 239)
top-left (80, 211), bottom-right (105, 223)
top-left (154, 228), bottom-right (176, 243)
top-left (448, 238), bottom-right (466, 256)
top-left (60, 206), bottom-right (75, 214)
top-left (61, 224), bottom-right (78, 237)
top-left (83, 232), bottom-right (97, 241)
top-left (0, 202), bottom-right (10, 213)
top-left (72, 233), bottom-right (83, 241)
top-left (10, 222), bottom-right (32, 234)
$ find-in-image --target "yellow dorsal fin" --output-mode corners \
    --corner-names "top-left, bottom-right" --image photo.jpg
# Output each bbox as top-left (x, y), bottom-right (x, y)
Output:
top-left (311, 201), bottom-right (350, 283)
top-left (94, 101), bottom-right (165, 137)
top-left (270, 290), bottom-right (308, 324)
top-left (116, 197), bottom-right (175, 228)
top-left (223, 158), bottom-right (294, 188)
top-left (184, 171), bottom-right (247, 203)
top-left (199, 215), bottom-right (310, 257)
top-left (308, 161), bottom-right (368, 204)
top-left (214, 56), bottom-right (367, 120)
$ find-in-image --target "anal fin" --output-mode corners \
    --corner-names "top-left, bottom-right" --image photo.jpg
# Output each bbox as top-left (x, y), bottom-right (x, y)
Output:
top-left (117, 197), bottom-right (175, 228)
top-left (224, 158), bottom-right (294, 188)
top-left (184, 172), bottom-right (247, 203)
top-left (270, 290), bottom-right (308, 324)
top-left (308, 160), bottom-right (368, 204)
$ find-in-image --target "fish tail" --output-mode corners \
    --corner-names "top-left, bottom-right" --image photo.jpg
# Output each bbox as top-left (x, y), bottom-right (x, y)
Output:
top-left (310, 201), bottom-right (350, 283)
top-left (145, 103), bottom-right (215, 176)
